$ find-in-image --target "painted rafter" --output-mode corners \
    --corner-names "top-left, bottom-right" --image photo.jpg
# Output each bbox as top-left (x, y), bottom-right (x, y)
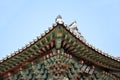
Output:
top-left (0, 15), bottom-right (120, 79)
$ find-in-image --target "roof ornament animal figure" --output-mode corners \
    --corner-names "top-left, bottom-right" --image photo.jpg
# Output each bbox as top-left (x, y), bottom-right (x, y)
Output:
top-left (69, 21), bottom-right (86, 42)
top-left (69, 21), bottom-right (78, 31)
top-left (55, 15), bottom-right (64, 24)
top-left (69, 21), bottom-right (81, 36)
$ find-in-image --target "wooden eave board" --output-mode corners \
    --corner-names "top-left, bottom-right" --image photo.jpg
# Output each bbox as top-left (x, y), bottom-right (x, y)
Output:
top-left (0, 23), bottom-right (120, 76)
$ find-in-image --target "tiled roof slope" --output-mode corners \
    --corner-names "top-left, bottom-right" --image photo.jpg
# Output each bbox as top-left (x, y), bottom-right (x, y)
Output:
top-left (0, 16), bottom-right (120, 77)
top-left (0, 15), bottom-right (119, 63)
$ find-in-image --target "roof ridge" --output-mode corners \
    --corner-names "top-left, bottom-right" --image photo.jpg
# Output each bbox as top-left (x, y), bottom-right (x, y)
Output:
top-left (0, 15), bottom-right (119, 63)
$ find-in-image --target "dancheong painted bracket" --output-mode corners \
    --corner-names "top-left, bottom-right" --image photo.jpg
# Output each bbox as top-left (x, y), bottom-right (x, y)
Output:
top-left (0, 15), bottom-right (120, 80)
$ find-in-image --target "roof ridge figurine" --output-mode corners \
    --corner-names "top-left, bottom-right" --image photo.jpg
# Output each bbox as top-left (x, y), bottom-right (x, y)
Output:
top-left (55, 15), bottom-right (64, 24)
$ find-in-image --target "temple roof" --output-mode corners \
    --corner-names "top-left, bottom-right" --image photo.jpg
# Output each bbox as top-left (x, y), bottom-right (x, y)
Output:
top-left (0, 15), bottom-right (120, 77)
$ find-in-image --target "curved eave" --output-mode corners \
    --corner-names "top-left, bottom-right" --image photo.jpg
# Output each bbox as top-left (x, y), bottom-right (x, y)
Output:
top-left (0, 23), bottom-right (57, 75)
top-left (0, 17), bottom-right (120, 76)
top-left (62, 25), bottom-right (120, 71)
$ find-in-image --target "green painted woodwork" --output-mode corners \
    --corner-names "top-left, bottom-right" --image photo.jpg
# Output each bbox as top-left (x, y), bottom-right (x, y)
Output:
top-left (0, 24), bottom-right (120, 79)
top-left (2, 49), bottom-right (117, 80)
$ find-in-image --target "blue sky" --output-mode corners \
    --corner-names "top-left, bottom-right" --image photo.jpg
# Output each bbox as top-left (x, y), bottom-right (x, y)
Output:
top-left (0, 0), bottom-right (120, 59)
